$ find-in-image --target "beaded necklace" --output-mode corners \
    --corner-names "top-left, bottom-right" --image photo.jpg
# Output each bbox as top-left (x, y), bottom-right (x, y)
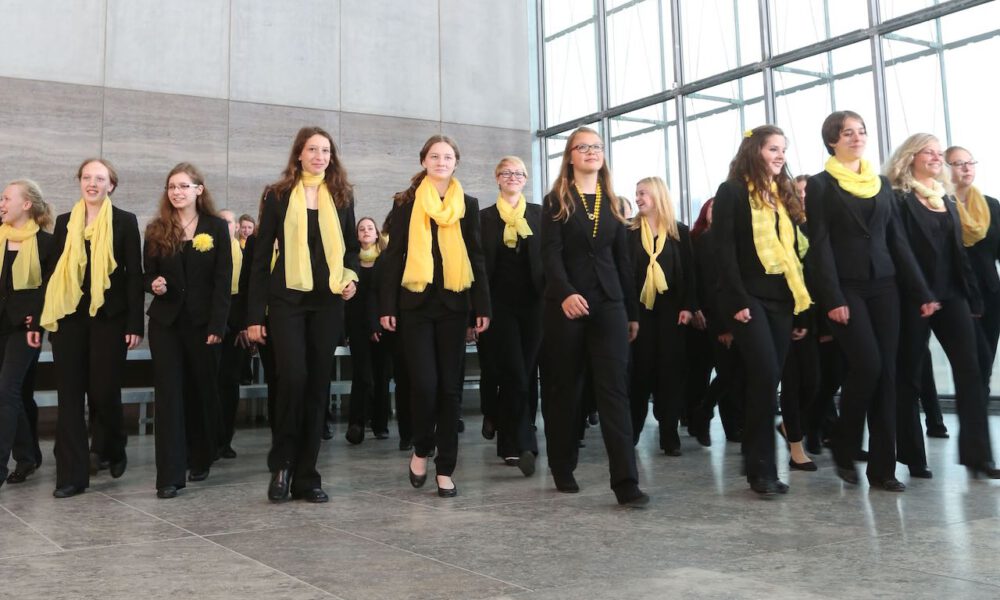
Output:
top-left (574, 182), bottom-right (602, 237)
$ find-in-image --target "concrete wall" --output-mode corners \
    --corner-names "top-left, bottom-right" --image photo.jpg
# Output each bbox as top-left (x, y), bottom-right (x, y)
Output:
top-left (0, 0), bottom-right (533, 231)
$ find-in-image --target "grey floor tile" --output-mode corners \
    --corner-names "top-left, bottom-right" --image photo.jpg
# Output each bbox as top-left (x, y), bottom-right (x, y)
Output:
top-left (0, 507), bottom-right (61, 559)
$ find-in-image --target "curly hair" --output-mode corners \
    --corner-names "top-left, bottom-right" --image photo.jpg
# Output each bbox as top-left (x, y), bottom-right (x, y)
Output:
top-left (268, 126), bottom-right (353, 209)
top-left (145, 162), bottom-right (219, 257)
top-left (883, 133), bottom-right (949, 193)
top-left (726, 125), bottom-right (804, 225)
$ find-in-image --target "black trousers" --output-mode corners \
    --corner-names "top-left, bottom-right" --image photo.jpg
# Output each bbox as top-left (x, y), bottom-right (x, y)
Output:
top-left (897, 298), bottom-right (994, 468)
top-left (385, 331), bottom-right (411, 442)
top-left (731, 296), bottom-right (793, 482)
top-left (828, 282), bottom-right (899, 480)
top-left (629, 298), bottom-right (686, 450)
top-left (979, 288), bottom-right (1000, 393)
top-left (257, 316), bottom-right (278, 432)
top-left (478, 299), bottom-right (541, 458)
top-left (0, 326), bottom-right (41, 480)
top-left (218, 329), bottom-right (247, 448)
top-left (541, 299), bottom-right (638, 491)
top-left (149, 319), bottom-right (221, 489)
top-left (684, 327), bottom-right (714, 426)
top-left (477, 333), bottom-right (498, 425)
top-left (13, 358), bottom-right (42, 468)
top-left (399, 298), bottom-right (467, 476)
top-left (806, 339), bottom-right (843, 447)
top-left (347, 327), bottom-right (391, 433)
top-left (779, 333), bottom-right (820, 443)
top-left (267, 301), bottom-right (342, 491)
top-left (51, 311), bottom-right (128, 489)
top-left (918, 350), bottom-right (945, 430)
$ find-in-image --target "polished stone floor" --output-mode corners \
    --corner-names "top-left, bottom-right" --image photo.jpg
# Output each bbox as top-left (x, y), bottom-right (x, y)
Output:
top-left (2, 410), bottom-right (999, 600)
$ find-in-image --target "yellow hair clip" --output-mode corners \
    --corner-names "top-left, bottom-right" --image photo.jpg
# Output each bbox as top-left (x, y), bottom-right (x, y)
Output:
top-left (743, 129), bottom-right (754, 138)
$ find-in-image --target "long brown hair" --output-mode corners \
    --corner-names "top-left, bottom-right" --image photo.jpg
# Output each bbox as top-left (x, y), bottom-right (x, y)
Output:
top-left (393, 135), bottom-right (461, 206)
top-left (6, 179), bottom-right (54, 231)
top-left (548, 127), bottom-right (627, 224)
top-left (357, 216), bottom-right (387, 253)
top-left (145, 162), bottom-right (220, 257)
top-left (268, 126), bottom-right (353, 209)
top-left (727, 125), bottom-right (804, 225)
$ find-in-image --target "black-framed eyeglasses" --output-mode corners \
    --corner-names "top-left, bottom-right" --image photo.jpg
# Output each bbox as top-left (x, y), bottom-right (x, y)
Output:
top-left (572, 143), bottom-right (604, 154)
top-left (948, 160), bottom-right (978, 169)
top-left (498, 170), bottom-right (527, 180)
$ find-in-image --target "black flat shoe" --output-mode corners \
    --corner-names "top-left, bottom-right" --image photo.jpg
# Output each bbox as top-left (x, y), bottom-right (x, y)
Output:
top-left (836, 466), bottom-right (859, 485)
top-left (267, 468), bottom-right (291, 502)
top-left (409, 455), bottom-right (427, 488)
top-left (553, 472), bottom-right (579, 493)
top-left (695, 430), bottom-right (711, 447)
top-left (156, 486), bottom-right (178, 499)
top-left (663, 447), bottom-right (682, 457)
top-left (109, 456), bottom-right (127, 479)
top-left (518, 451), bottom-right (536, 477)
top-left (220, 446), bottom-right (237, 459)
top-left (966, 463), bottom-right (1000, 479)
top-left (909, 465), bottom-right (933, 479)
top-left (6, 464), bottom-right (36, 484)
top-left (869, 477), bottom-right (906, 492)
top-left (436, 476), bottom-right (457, 498)
top-left (926, 425), bottom-right (950, 439)
top-left (345, 424), bottom-right (364, 445)
top-left (615, 486), bottom-right (650, 507)
top-left (482, 417), bottom-right (496, 440)
top-left (789, 458), bottom-right (818, 472)
top-left (293, 488), bottom-right (329, 503)
top-left (503, 457), bottom-right (520, 467)
top-left (374, 431), bottom-right (390, 440)
top-left (749, 478), bottom-right (779, 497)
top-left (588, 412), bottom-right (599, 426)
top-left (53, 484), bottom-right (85, 498)
top-left (774, 480), bottom-right (789, 494)
top-left (188, 469), bottom-right (210, 482)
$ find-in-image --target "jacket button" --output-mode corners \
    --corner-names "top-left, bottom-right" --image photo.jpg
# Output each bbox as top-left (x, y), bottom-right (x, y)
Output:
top-left (864, 234), bottom-right (871, 239)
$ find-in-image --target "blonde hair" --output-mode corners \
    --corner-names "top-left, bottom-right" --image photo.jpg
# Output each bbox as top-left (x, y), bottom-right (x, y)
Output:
top-left (884, 133), bottom-right (950, 193)
top-left (494, 156), bottom-right (528, 178)
top-left (629, 176), bottom-right (679, 240)
top-left (6, 179), bottom-right (54, 231)
top-left (548, 127), bottom-right (627, 224)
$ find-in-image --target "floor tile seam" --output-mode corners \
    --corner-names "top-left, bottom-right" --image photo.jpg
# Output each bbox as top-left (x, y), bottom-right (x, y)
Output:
top-left (0, 503), bottom-right (65, 552)
top-left (315, 522), bottom-right (535, 593)
top-left (355, 489), bottom-right (448, 512)
top-left (892, 564), bottom-right (1000, 588)
top-left (105, 480), bottom-right (261, 498)
top-left (709, 530), bottom-right (906, 568)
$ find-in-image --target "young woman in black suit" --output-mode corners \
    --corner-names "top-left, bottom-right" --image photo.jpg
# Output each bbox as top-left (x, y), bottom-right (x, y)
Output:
top-left (41, 158), bottom-right (143, 498)
top-left (805, 112), bottom-right (937, 492)
top-left (713, 125), bottom-right (810, 497)
top-left (345, 216), bottom-right (391, 444)
top-left (477, 156), bottom-right (542, 474)
top-left (247, 126), bottom-right (360, 503)
top-left (379, 135), bottom-right (490, 498)
top-left (946, 146), bottom-right (1000, 392)
top-left (216, 209), bottom-right (249, 459)
top-left (540, 126), bottom-right (647, 506)
top-left (627, 176), bottom-right (696, 455)
top-left (886, 134), bottom-right (999, 479)
top-left (0, 180), bottom-right (54, 489)
top-left (144, 163), bottom-right (232, 498)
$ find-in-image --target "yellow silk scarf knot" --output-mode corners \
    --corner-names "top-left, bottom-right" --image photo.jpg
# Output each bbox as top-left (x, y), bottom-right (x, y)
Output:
top-left (956, 186), bottom-right (990, 247)
top-left (283, 172), bottom-right (357, 294)
top-left (229, 237), bottom-right (242, 294)
top-left (402, 177), bottom-right (473, 293)
top-left (825, 156), bottom-right (882, 198)
top-left (639, 216), bottom-right (668, 310)
top-left (910, 178), bottom-right (946, 210)
top-left (0, 220), bottom-right (41, 291)
top-left (359, 245), bottom-right (380, 263)
top-left (747, 182), bottom-right (812, 314)
top-left (41, 198), bottom-right (116, 331)
top-left (496, 194), bottom-right (532, 248)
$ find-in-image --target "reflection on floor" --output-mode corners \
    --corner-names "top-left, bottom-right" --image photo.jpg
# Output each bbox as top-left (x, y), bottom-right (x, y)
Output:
top-left (1, 411), bottom-right (999, 599)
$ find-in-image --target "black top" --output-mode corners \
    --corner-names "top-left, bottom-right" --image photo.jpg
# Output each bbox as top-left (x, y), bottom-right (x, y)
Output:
top-left (144, 214), bottom-right (233, 338)
top-left (804, 172), bottom-right (932, 312)
top-left (0, 247), bottom-right (18, 334)
top-left (378, 193), bottom-right (491, 319)
top-left (915, 206), bottom-right (962, 302)
top-left (44, 206), bottom-right (144, 336)
top-left (540, 190), bottom-right (638, 321)
top-left (963, 194), bottom-right (1000, 295)
top-left (480, 202), bottom-right (545, 304)
top-left (346, 262), bottom-right (379, 338)
top-left (626, 221), bottom-right (698, 315)
top-left (247, 188), bottom-right (360, 325)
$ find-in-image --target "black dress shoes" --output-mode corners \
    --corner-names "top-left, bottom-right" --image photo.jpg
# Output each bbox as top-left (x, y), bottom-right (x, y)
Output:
top-left (220, 446), bottom-right (237, 459)
top-left (345, 424), bottom-right (364, 445)
top-left (614, 485), bottom-right (650, 507)
top-left (926, 425), bottom-right (950, 438)
top-left (789, 458), bottom-right (818, 472)
top-left (518, 451), bottom-right (536, 477)
top-left (836, 466), bottom-right (860, 485)
top-left (774, 480), bottom-right (790, 494)
top-left (966, 463), bottom-right (1000, 479)
top-left (292, 488), bottom-right (329, 503)
top-left (482, 417), bottom-right (496, 440)
top-left (749, 478), bottom-right (780, 497)
top-left (157, 486), bottom-right (178, 499)
top-left (188, 469), bottom-right (210, 482)
top-left (409, 455), bottom-right (428, 488)
top-left (909, 465), bottom-right (933, 479)
top-left (109, 456), bottom-right (127, 479)
top-left (6, 464), bottom-right (36, 484)
top-left (53, 484), bottom-right (85, 498)
top-left (374, 430), bottom-right (390, 440)
top-left (436, 476), bottom-right (457, 498)
top-left (553, 472), bottom-right (579, 493)
top-left (868, 477), bottom-right (906, 492)
top-left (267, 469), bottom-right (291, 502)
top-left (503, 457), bottom-right (520, 467)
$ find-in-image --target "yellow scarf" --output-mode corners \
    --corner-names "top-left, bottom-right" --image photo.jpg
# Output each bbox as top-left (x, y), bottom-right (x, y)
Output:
top-left (909, 177), bottom-right (946, 210)
top-left (956, 186), bottom-right (990, 247)
top-left (360, 244), bottom-right (380, 263)
top-left (229, 237), bottom-right (242, 294)
top-left (496, 194), bottom-right (532, 248)
top-left (402, 177), bottom-right (473, 293)
top-left (0, 221), bottom-right (42, 291)
top-left (748, 182), bottom-right (812, 314)
top-left (825, 156), bottom-right (882, 198)
top-left (239, 237), bottom-right (246, 249)
top-left (41, 198), bottom-right (117, 332)
top-left (639, 216), bottom-right (668, 310)
top-left (283, 172), bottom-right (357, 294)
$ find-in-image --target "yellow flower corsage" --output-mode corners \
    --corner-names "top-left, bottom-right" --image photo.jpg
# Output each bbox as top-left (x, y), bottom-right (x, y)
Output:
top-left (743, 129), bottom-right (754, 138)
top-left (192, 233), bottom-right (214, 252)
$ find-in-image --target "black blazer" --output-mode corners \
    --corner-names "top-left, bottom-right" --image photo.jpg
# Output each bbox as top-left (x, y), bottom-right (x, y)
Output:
top-left (378, 194), bottom-right (491, 318)
top-left (0, 230), bottom-right (55, 330)
top-left (247, 188), bottom-right (360, 326)
top-left (480, 201), bottom-right (544, 296)
top-left (540, 191), bottom-right (638, 321)
top-left (804, 171), bottom-right (932, 312)
top-left (693, 230), bottom-right (727, 336)
top-left (895, 191), bottom-right (983, 314)
top-left (144, 214), bottom-right (233, 338)
top-left (712, 180), bottom-right (796, 319)
top-left (964, 194), bottom-right (1000, 295)
top-left (626, 221), bottom-right (698, 314)
top-left (45, 205), bottom-right (144, 336)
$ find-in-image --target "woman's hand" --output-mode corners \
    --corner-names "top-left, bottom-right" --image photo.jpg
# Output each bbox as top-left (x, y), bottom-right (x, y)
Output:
top-left (678, 310), bottom-right (693, 326)
top-left (717, 332), bottom-right (733, 348)
top-left (791, 328), bottom-right (808, 341)
top-left (206, 334), bottom-right (222, 345)
top-left (380, 316), bottom-right (396, 332)
top-left (827, 305), bottom-right (849, 325)
top-left (26, 331), bottom-right (41, 348)
top-left (236, 330), bottom-right (251, 348)
top-left (370, 331), bottom-right (382, 343)
top-left (691, 310), bottom-right (707, 330)
top-left (247, 324), bottom-right (267, 344)
top-left (561, 294), bottom-right (590, 319)
top-left (125, 334), bottom-right (142, 350)
top-left (341, 281), bottom-right (357, 301)
top-left (733, 308), bottom-right (751, 324)
top-left (475, 316), bottom-right (490, 334)
top-left (151, 276), bottom-right (167, 296)
top-left (920, 302), bottom-right (941, 318)
top-left (627, 321), bottom-right (639, 342)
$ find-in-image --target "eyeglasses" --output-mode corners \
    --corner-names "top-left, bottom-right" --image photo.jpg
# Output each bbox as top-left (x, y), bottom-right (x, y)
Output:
top-left (916, 149), bottom-right (944, 159)
top-left (166, 183), bottom-right (200, 192)
top-left (571, 143), bottom-right (604, 154)
top-left (498, 170), bottom-right (527, 180)
top-left (948, 160), bottom-right (978, 169)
